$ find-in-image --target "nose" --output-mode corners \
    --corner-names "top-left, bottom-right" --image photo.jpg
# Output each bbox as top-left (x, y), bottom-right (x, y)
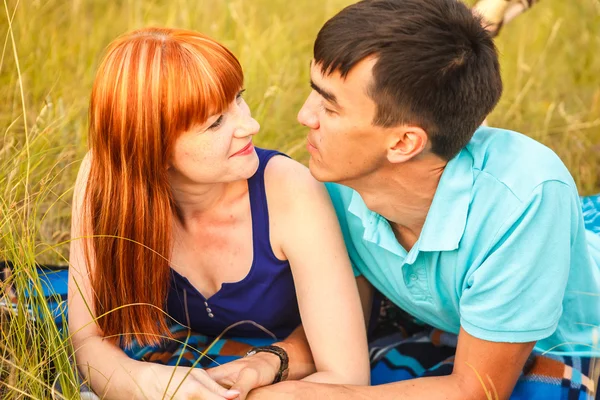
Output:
top-left (234, 115), bottom-right (260, 138)
top-left (297, 92), bottom-right (320, 130)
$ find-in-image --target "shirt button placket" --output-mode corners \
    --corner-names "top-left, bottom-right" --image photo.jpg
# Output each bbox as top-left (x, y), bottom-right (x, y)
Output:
top-left (205, 301), bottom-right (214, 318)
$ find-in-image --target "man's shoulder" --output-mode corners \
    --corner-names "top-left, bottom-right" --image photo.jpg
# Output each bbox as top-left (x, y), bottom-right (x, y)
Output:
top-left (466, 126), bottom-right (576, 201)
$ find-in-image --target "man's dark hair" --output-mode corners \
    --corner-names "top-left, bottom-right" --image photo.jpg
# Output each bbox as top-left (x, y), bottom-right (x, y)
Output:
top-left (314, 0), bottom-right (502, 160)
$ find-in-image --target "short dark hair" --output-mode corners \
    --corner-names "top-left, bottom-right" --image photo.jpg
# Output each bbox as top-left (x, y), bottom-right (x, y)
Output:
top-left (314, 0), bottom-right (502, 160)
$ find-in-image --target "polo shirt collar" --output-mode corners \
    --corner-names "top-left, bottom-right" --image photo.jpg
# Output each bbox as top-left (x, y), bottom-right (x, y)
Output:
top-left (348, 189), bottom-right (408, 257)
top-left (418, 148), bottom-right (473, 252)
top-left (347, 148), bottom-right (473, 256)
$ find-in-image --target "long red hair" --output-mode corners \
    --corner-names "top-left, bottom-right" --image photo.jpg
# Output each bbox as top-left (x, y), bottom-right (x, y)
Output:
top-left (84, 27), bottom-right (243, 347)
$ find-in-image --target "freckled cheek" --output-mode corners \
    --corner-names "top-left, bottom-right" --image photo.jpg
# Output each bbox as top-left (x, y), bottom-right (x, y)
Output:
top-left (174, 144), bottom-right (212, 171)
top-left (184, 135), bottom-right (229, 160)
top-left (177, 143), bottom-right (198, 161)
top-left (186, 150), bottom-right (204, 164)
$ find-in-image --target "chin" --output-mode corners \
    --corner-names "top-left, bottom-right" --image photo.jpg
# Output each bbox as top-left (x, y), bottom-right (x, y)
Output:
top-left (308, 157), bottom-right (337, 183)
top-left (240, 152), bottom-right (260, 179)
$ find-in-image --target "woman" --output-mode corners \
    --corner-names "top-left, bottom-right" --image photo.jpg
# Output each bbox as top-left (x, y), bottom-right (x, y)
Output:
top-left (68, 27), bottom-right (369, 400)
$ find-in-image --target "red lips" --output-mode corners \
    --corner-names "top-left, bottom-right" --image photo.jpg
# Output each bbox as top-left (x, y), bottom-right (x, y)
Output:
top-left (231, 141), bottom-right (254, 157)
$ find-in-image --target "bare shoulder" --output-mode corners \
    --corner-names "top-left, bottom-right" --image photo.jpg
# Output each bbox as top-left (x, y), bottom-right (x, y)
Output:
top-left (263, 154), bottom-right (326, 204)
top-left (72, 151), bottom-right (93, 222)
top-left (262, 153), bottom-right (338, 258)
top-left (74, 151), bottom-right (93, 192)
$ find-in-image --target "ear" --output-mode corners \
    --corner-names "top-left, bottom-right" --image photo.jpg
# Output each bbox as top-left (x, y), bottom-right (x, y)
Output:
top-left (386, 125), bottom-right (428, 164)
top-left (166, 157), bottom-right (174, 171)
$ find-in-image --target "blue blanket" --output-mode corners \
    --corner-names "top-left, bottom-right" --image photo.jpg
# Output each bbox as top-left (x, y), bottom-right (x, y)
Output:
top-left (583, 194), bottom-right (600, 234)
top-left (2, 193), bottom-right (600, 399)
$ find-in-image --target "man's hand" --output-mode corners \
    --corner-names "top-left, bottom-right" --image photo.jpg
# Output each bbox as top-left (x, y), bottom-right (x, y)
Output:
top-left (207, 352), bottom-right (281, 400)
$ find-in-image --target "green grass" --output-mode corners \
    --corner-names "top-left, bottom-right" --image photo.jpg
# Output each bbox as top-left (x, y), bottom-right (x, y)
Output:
top-left (1, 0), bottom-right (599, 397)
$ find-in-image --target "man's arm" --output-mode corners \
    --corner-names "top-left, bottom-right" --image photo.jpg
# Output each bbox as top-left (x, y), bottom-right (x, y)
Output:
top-left (249, 328), bottom-right (534, 400)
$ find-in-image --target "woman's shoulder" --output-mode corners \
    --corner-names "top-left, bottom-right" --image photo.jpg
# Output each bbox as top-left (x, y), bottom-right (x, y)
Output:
top-left (261, 149), bottom-right (319, 188)
top-left (261, 148), bottom-right (328, 211)
top-left (73, 151), bottom-right (93, 196)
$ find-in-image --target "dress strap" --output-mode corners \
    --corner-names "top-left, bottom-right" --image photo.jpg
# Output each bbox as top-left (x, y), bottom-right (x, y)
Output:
top-left (247, 148), bottom-right (289, 264)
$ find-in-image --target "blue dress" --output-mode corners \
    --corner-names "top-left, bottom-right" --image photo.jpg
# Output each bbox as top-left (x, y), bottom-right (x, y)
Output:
top-left (166, 148), bottom-right (301, 339)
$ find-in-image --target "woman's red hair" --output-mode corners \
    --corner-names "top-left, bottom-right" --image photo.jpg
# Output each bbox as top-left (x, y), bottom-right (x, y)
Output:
top-left (84, 27), bottom-right (243, 347)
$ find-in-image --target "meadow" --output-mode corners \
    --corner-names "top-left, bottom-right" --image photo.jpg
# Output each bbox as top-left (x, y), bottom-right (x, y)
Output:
top-left (1, 0), bottom-right (599, 397)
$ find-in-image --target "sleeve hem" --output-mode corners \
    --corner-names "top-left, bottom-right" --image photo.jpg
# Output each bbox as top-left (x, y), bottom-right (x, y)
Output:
top-left (460, 317), bottom-right (558, 343)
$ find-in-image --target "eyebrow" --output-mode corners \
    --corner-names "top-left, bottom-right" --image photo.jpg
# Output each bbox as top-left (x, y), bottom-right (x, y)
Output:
top-left (310, 79), bottom-right (340, 107)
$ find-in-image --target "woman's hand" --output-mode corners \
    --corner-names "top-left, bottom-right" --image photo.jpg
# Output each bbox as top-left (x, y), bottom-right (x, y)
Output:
top-left (134, 363), bottom-right (241, 400)
top-left (206, 352), bottom-right (280, 400)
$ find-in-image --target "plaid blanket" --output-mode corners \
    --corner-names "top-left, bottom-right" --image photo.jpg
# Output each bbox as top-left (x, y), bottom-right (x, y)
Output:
top-left (2, 193), bottom-right (600, 398)
top-left (369, 315), bottom-right (598, 399)
top-left (123, 323), bottom-right (274, 368)
top-left (121, 311), bottom-right (597, 400)
top-left (114, 194), bottom-right (600, 399)
top-left (0, 261), bottom-right (68, 331)
top-left (2, 274), bottom-right (599, 399)
top-left (583, 194), bottom-right (600, 234)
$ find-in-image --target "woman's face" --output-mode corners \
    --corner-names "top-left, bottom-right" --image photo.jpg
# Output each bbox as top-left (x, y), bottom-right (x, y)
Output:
top-left (169, 90), bottom-right (260, 185)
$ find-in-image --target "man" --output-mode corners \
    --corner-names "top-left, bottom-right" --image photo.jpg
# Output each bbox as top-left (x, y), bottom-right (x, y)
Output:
top-left (246, 0), bottom-right (600, 398)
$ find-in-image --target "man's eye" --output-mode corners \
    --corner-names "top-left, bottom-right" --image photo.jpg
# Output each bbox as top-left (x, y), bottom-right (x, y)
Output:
top-left (321, 104), bottom-right (336, 115)
top-left (208, 115), bottom-right (224, 130)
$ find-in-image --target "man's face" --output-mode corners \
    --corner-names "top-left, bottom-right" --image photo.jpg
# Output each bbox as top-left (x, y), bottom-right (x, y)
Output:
top-left (297, 58), bottom-right (389, 184)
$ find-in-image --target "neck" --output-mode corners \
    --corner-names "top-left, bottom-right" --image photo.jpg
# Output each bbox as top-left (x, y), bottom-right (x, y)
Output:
top-left (345, 153), bottom-right (447, 243)
top-left (169, 175), bottom-right (244, 228)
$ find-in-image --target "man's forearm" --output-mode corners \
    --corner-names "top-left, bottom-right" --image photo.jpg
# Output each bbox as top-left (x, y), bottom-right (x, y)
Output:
top-left (324, 376), bottom-right (471, 400)
top-left (250, 374), bottom-right (483, 400)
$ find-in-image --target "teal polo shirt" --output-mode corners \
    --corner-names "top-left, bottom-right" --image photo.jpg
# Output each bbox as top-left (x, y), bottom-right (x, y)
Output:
top-left (327, 126), bottom-right (600, 356)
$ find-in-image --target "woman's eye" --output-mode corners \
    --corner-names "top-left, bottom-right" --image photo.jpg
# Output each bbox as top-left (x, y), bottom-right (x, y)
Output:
top-left (236, 89), bottom-right (246, 103)
top-left (208, 115), bottom-right (224, 130)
